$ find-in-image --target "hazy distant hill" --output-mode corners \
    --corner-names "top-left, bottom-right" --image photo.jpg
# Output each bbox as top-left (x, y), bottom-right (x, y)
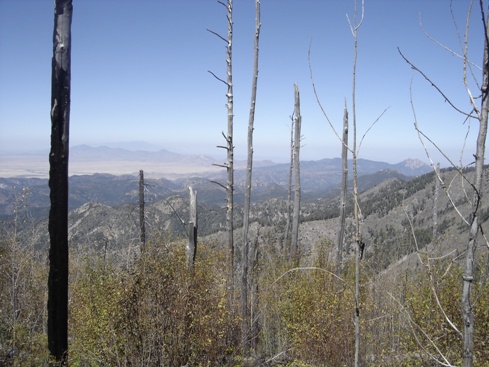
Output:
top-left (0, 145), bottom-right (223, 178)
top-left (70, 145), bottom-right (212, 164)
top-left (231, 157), bottom-right (431, 192)
top-left (0, 154), bottom-right (430, 235)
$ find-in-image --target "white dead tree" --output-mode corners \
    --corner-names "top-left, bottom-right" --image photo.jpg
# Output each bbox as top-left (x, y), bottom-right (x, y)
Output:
top-left (208, 0), bottom-right (235, 286)
top-left (290, 83), bottom-right (302, 264)
top-left (337, 102), bottom-right (349, 276)
top-left (241, 0), bottom-right (261, 353)
top-left (398, 2), bottom-right (489, 365)
top-left (309, 1), bottom-right (387, 364)
top-left (283, 115), bottom-right (294, 251)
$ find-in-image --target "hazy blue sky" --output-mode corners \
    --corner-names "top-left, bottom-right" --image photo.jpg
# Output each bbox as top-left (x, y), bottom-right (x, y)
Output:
top-left (0, 0), bottom-right (485, 164)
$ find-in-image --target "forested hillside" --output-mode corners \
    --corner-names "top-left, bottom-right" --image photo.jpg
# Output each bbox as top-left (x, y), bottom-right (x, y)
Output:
top-left (2, 165), bottom-right (489, 365)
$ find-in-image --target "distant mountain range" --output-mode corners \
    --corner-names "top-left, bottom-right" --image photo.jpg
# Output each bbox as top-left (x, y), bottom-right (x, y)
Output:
top-left (0, 144), bottom-right (431, 180)
top-left (0, 145), bottom-right (431, 223)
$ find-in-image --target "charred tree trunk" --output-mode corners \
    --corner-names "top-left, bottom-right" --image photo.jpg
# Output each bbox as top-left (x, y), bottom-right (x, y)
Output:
top-left (291, 83), bottom-right (302, 264)
top-left (337, 103), bottom-right (348, 276)
top-left (139, 170), bottom-right (146, 250)
top-left (241, 0), bottom-right (260, 353)
top-left (186, 186), bottom-right (198, 269)
top-left (48, 0), bottom-right (72, 364)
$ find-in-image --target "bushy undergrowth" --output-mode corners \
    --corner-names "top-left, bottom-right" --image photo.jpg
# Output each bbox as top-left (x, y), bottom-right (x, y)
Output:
top-left (1, 235), bottom-right (489, 366)
top-left (70, 242), bottom-right (240, 366)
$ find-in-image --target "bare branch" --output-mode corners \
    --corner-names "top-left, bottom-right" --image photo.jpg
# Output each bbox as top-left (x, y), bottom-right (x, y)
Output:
top-left (391, 204), bottom-right (463, 348)
top-left (387, 292), bottom-right (456, 367)
top-left (408, 74), bottom-right (473, 225)
top-left (398, 47), bottom-right (478, 118)
top-left (221, 131), bottom-right (230, 142)
top-left (212, 163), bottom-right (228, 168)
top-left (357, 107), bottom-right (389, 154)
top-left (308, 43), bottom-right (350, 151)
top-left (210, 180), bottom-right (227, 190)
top-left (418, 10), bottom-right (481, 72)
top-left (346, 0), bottom-right (365, 36)
top-left (206, 28), bottom-right (227, 43)
top-left (207, 70), bottom-right (228, 86)
top-left (167, 199), bottom-right (186, 231)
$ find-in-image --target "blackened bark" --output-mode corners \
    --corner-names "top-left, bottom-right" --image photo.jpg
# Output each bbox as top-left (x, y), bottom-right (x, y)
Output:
top-left (139, 170), bottom-right (146, 250)
top-left (48, 0), bottom-right (72, 364)
top-left (186, 186), bottom-right (198, 268)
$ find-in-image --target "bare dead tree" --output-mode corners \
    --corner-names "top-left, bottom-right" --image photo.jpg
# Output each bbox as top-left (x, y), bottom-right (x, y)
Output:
top-left (462, 5), bottom-right (488, 364)
top-left (241, 0), bottom-right (261, 354)
top-left (208, 0), bottom-right (235, 287)
top-left (186, 186), bottom-right (198, 269)
top-left (48, 0), bottom-right (72, 364)
top-left (337, 102), bottom-right (349, 276)
top-left (309, 1), bottom-right (385, 363)
top-left (350, 1), bottom-right (363, 362)
top-left (139, 170), bottom-right (146, 250)
top-left (291, 83), bottom-right (302, 264)
top-left (283, 115), bottom-right (294, 252)
top-left (398, 2), bottom-right (489, 366)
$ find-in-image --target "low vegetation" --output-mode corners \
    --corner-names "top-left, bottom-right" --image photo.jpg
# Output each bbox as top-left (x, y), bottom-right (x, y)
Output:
top-left (1, 211), bottom-right (489, 366)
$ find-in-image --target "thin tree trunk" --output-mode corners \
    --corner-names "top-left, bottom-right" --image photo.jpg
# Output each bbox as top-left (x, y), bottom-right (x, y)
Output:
top-left (432, 163), bottom-right (440, 241)
top-left (139, 170), bottom-right (146, 250)
top-left (291, 83), bottom-right (302, 264)
top-left (462, 12), bottom-right (489, 366)
top-left (337, 102), bottom-right (348, 276)
top-left (353, 150), bottom-right (361, 367)
top-left (351, 2), bottom-right (363, 365)
top-left (283, 116), bottom-right (294, 252)
top-left (224, 0), bottom-right (235, 288)
top-left (48, 1), bottom-right (72, 364)
top-left (186, 186), bottom-right (198, 269)
top-left (241, 0), bottom-right (260, 354)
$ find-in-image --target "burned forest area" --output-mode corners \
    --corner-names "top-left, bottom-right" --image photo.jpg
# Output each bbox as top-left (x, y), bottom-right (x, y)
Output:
top-left (2, 0), bottom-right (489, 366)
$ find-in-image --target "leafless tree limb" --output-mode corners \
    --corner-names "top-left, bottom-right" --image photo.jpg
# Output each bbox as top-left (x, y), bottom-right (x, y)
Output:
top-left (210, 180), bottom-right (227, 190)
top-left (207, 70), bottom-right (228, 86)
top-left (357, 107), bottom-right (389, 154)
top-left (387, 291), bottom-right (456, 367)
top-left (206, 28), bottom-right (227, 43)
top-left (408, 73), bottom-right (476, 226)
top-left (398, 47), bottom-right (478, 118)
top-left (418, 6), bottom-right (481, 73)
top-left (308, 45), bottom-right (343, 144)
